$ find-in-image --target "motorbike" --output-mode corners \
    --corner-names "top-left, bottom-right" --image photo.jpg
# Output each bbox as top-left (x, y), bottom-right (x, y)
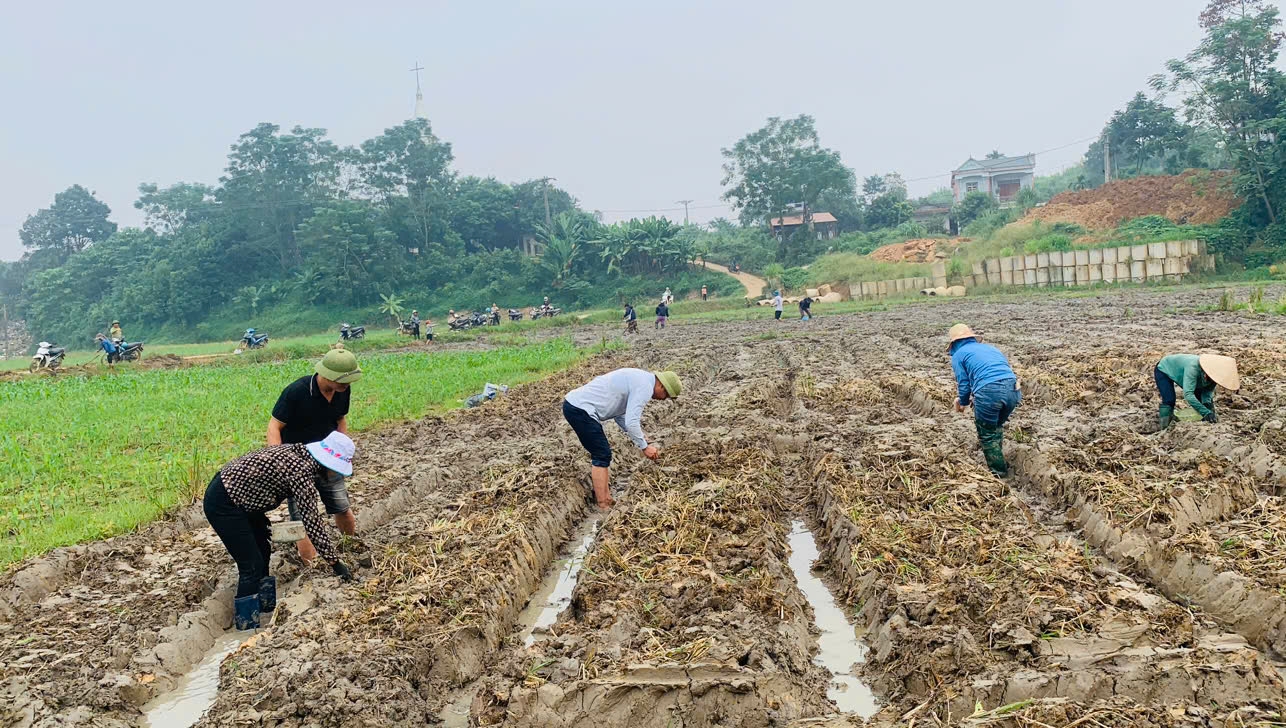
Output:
top-left (489, 311), bottom-right (501, 326)
top-left (531, 306), bottom-right (562, 320)
top-left (113, 338), bottom-right (145, 362)
top-left (508, 308), bottom-right (523, 322)
top-left (340, 323), bottom-right (366, 341)
top-left (448, 311), bottom-right (489, 331)
top-left (240, 328), bottom-right (269, 350)
top-left (398, 320), bottom-right (418, 336)
top-left (30, 342), bottom-right (66, 373)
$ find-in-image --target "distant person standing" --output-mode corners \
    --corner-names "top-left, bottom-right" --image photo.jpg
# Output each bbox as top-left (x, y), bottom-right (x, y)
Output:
top-left (267, 349), bottom-right (363, 563)
top-left (663, 287), bottom-right (673, 305)
top-left (623, 302), bottom-right (638, 334)
top-left (799, 295), bottom-right (813, 321)
top-left (655, 300), bottom-right (670, 329)
top-left (109, 320), bottom-right (123, 341)
top-left (772, 290), bottom-right (783, 321)
top-left (701, 285), bottom-right (708, 301)
top-left (410, 310), bottom-right (421, 340)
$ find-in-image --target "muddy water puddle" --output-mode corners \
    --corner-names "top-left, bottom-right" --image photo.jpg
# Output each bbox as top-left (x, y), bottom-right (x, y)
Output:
top-left (787, 520), bottom-right (879, 718)
top-left (441, 513), bottom-right (601, 727)
top-left (140, 630), bottom-right (245, 728)
top-left (519, 513), bottom-right (601, 646)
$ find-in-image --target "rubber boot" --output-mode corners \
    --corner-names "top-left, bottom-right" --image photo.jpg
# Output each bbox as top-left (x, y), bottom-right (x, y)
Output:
top-left (977, 423), bottom-right (1009, 478)
top-left (1158, 405), bottom-right (1174, 431)
top-left (258, 576), bottom-right (277, 614)
top-left (233, 595), bottom-right (261, 631)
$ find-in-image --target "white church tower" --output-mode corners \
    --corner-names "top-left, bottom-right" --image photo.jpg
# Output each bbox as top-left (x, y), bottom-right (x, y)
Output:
top-left (410, 62), bottom-right (427, 120)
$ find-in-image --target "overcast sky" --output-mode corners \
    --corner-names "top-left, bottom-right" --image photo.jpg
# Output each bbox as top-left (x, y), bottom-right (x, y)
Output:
top-left (0, 0), bottom-right (1272, 260)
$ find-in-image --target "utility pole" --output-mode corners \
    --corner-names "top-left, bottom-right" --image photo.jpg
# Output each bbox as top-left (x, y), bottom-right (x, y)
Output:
top-left (676, 200), bottom-right (694, 225)
top-left (1104, 137), bottom-right (1111, 183)
top-left (538, 176), bottom-right (556, 228)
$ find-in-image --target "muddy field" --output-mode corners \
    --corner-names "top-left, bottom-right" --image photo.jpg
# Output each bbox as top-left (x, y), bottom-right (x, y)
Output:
top-left (5, 285), bottom-right (1286, 727)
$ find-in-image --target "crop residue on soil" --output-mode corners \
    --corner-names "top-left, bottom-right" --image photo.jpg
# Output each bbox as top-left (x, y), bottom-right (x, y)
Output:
top-left (11, 285), bottom-right (1286, 726)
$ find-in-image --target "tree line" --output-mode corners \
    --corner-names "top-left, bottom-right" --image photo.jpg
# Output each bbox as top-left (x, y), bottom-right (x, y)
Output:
top-left (0, 120), bottom-right (729, 345)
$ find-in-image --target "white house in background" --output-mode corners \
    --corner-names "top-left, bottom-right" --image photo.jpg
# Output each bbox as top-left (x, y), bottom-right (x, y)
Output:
top-left (951, 154), bottom-right (1036, 205)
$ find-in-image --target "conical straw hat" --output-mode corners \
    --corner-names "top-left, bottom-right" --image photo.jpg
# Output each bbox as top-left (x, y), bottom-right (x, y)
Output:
top-left (947, 323), bottom-right (977, 350)
top-left (1199, 354), bottom-right (1240, 391)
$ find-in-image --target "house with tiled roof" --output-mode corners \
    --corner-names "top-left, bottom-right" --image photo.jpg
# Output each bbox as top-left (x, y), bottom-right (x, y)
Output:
top-left (951, 154), bottom-right (1036, 205)
top-left (768, 212), bottom-right (838, 241)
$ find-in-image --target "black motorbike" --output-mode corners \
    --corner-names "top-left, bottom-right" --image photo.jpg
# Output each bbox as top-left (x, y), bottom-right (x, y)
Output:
top-left (531, 306), bottom-right (562, 320)
top-left (340, 323), bottom-right (366, 341)
top-left (113, 339), bottom-right (144, 362)
top-left (449, 312), bottom-right (489, 331)
top-left (508, 308), bottom-right (523, 322)
top-left (240, 329), bottom-right (269, 350)
top-left (398, 320), bottom-right (418, 336)
top-left (489, 311), bottom-right (501, 326)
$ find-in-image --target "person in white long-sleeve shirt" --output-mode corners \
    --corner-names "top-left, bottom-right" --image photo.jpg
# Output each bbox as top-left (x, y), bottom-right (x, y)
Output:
top-left (562, 368), bottom-right (682, 509)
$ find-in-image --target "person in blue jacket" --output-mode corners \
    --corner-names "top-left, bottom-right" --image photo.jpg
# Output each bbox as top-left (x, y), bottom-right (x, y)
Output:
top-left (948, 323), bottom-right (1022, 477)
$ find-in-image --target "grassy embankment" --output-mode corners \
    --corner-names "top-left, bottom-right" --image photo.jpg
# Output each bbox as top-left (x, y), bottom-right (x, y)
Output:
top-left (0, 337), bottom-right (612, 567)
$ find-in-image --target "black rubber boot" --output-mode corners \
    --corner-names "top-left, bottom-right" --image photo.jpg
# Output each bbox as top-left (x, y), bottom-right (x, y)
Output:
top-left (258, 575), bottom-right (277, 614)
top-left (234, 595), bottom-right (261, 630)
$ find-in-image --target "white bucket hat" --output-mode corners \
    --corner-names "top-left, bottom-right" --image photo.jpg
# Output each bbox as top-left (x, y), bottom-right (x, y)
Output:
top-left (306, 431), bottom-right (355, 476)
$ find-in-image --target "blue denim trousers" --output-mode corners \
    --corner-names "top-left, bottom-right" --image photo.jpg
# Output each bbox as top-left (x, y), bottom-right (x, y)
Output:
top-left (973, 379), bottom-right (1021, 427)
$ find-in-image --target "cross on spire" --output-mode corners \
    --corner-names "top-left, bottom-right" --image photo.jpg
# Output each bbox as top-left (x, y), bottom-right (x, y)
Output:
top-left (409, 62), bottom-right (424, 92)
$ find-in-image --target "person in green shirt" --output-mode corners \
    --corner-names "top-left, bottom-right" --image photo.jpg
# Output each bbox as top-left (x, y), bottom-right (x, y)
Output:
top-left (1154, 353), bottom-right (1240, 430)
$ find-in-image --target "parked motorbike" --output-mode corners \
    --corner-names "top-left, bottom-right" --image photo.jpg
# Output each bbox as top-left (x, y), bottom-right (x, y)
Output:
top-left (340, 323), bottom-right (366, 341)
top-left (30, 342), bottom-right (66, 373)
top-left (398, 320), bottom-right (418, 336)
top-left (240, 328), bottom-right (269, 350)
top-left (508, 308), bottom-right (523, 322)
top-left (113, 338), bottom-right (145, 362)
top-left (449, 311), bottom-right (489, 331)
top-left (531, 306), bottom-right (562, 319)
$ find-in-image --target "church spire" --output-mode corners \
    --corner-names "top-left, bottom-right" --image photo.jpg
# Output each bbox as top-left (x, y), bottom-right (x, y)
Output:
top-left (410, 62), bottom-right (427, 120)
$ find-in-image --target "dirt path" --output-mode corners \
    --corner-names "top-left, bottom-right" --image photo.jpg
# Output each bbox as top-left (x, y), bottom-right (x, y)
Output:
top-left (703, 261), bottom-right (769, 298)
top-left (9, 285), bottom-right (1286, 726)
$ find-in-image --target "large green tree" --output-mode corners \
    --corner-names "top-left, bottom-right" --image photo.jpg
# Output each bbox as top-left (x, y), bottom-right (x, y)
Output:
top-left (19, 185), bottom-right (117, 267)
top-left (218, 123), bottom-right (342, 272)
top-left (1153, 0), bottom-right (1286, 224)
top-left (720, 115), bottom-right (856, 228)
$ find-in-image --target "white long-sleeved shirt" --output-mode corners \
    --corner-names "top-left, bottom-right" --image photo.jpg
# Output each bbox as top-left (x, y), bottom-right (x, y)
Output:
top-left (773, 295), bottom-right (783, 311)
top-left (565, 368), bottom-right (656, 449)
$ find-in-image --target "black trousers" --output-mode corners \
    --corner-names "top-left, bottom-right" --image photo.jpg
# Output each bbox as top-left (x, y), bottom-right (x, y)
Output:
top-left (774, 310), bottom-right (782, 320)
top-left (204, 473), bottom-right (272, 598)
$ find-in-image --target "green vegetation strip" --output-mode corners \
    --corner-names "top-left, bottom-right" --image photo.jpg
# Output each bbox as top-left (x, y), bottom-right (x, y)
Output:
top-left (0, 337), bottom-right (597, 568)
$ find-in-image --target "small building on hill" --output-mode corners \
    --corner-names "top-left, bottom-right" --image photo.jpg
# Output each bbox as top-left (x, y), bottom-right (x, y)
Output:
top-left (769, 212), bottom-right (839, 241)
top-left (951, 154), bottom-right (1036, 205)
top-left (912, 204), bottom-right (953, 234)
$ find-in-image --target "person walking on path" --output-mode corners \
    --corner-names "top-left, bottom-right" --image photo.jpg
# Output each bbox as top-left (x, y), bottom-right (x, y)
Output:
top-left (204, 431), bottom-right (357, 630)
top-left (267, 349), bottom-right (362, 563)
top-left (1154, 353), bottom-right (1239, 430)
top-left (773, 290), bottom-right (783, 320)
top-left (410, 310), bottom-right (421, 340)
top-left (623, 303), bottom-right (638, 334)
top-left (798, 295), bottom-right (813, 321)
top-left (948, 324), bottom-right (1022, 477)
top-left (562, 369), bottom-right (681, 510)
top-left (655, 300), bottom-right (670, 329)
top-left (701, 285), bottom-right (708, 301)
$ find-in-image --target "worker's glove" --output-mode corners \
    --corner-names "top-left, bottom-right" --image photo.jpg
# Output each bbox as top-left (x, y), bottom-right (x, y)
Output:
top-left (1203, 412), bottom-right (1219, 424)
top-left (332, 560), bottom-right (354, 582)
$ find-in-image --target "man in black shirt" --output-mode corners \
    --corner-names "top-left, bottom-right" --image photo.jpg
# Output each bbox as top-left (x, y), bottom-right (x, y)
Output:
top-left (267, 349), bottom-right (363, 562)
top-left (799, 296), bottom-right (814, 321)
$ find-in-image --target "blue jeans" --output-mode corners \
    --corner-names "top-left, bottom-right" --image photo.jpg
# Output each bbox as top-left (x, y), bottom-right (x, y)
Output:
top-left (972, 379), bottom-right (1021, 427)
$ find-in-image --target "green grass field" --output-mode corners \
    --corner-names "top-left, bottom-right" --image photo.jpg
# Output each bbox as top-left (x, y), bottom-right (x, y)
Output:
top-left (0, 337), bottom-right (606, 567)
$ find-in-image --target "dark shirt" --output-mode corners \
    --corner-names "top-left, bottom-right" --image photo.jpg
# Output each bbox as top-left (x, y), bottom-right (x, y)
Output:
top-left (271, 374), bottom-right (351, 445)
top-left (799, 297), bottom-right (813, 311)
top-left (220, 444), bottom-right (338, 562)
top-left (656, 303), bottom-right (669, 317)
top-left (624, 306), bottom-right (636, 321)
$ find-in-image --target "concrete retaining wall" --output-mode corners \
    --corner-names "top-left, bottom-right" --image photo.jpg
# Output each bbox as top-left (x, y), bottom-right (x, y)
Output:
top-left (849, 240), bottom-right (1214, 300)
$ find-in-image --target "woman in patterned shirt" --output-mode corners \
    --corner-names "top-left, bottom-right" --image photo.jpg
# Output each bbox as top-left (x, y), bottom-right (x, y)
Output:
top-left (204, 431), bottom-right (357, 629)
